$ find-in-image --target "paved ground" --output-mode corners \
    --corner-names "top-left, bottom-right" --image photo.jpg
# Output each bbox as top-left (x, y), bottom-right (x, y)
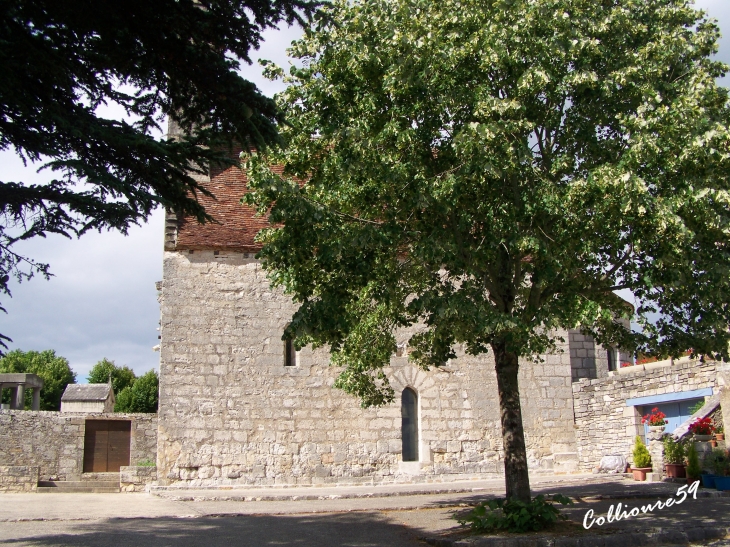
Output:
top-left (0, 476), bottom-right (728, 546)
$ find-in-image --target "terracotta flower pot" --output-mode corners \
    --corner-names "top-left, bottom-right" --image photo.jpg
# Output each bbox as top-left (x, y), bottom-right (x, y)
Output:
top-left (716, 434), bottom-right (725, 441)
top-left (710, 440), bottom-right (718, 447)
top-left (665, 463), bottom-right (686, 478)
top-left (632, 467), bottom-right (652, 481)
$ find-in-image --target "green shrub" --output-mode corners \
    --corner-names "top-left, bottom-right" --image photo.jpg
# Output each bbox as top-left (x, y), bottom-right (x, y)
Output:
top-left (137, 459), bottom-right (156, 467)
top-left (455, 494), bottom-right (573, 533)
top-left (663, 436), bottom-right (685, 465)
top-left (703, 448), bottom-right (728, 476)
top-left (686, 443), bottom-right (701, 479)
top-left (688, 400), bottom-right (705, 415)
top-left (632, 436), bottom-right (652, 468)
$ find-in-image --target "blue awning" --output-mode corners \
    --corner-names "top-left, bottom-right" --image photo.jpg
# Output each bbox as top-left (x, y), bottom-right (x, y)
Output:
top-left (626, 388), bottom-right (713, 407)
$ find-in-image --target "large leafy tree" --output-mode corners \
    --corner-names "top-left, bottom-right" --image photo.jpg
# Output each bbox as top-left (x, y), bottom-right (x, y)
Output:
top-left (87, 358), bottom-right (136, 394)
top-left (245, 0), bottom-right (730, 501)
top-left (115, 369), bottom-right (158, 413)
top-left (0, 349), bottom-right (76, 410)
top-left (0, 0), bottom-right (319, 349)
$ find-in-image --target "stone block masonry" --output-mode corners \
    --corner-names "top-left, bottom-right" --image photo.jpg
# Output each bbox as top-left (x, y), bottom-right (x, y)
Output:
top-left (0, 466), bottom-right (39, 492)
top-left (120, 466), bottom-right (157, 492)
top-left (568, 330), bottom-right (632, 382)
top-left (158, 251), bottom-right (580, 486)
top-left (572, 359), bottom-right (719, 471)
top-left (0, 411), bottom-right (157, 481)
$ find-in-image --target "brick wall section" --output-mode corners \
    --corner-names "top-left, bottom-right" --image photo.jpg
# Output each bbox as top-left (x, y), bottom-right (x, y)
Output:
top-left (572, 360), bottom-right (719, 470)
top-left (0, 411), bottom-right (157, 481)
top-left (157, 250), bottom-right (580, 486)
top-left (174, 161), bottom-right (284, 253)
top-left (0, 466), bottom-right (39, 492)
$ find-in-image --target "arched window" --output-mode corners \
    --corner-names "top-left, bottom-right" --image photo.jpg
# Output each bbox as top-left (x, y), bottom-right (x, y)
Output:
top-left (401, 388), bottom-right (419, 462)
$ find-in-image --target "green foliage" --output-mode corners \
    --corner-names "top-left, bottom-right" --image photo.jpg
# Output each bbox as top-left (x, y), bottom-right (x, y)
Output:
top-left (87, 359), bottom-right (136, 395)
top-left (246, 0), bottom-right (730, 400)
top-left (244, 0), bottom-right (730, 501)
top-left (456, 495), bottom-right (573, 533)
top-left (0, 0), bottom-right (320, 350)
top-left (114, 370), bottom-right (158, 413)
top-left (137, 459), bottom-right (156, 467)
top-left (632, 436), bottom-right (652, 469)
top-left (663, 436), bottom-right (685, 465)
top-left (686, 443), bottom-right (702, 479)
top-left (703, 448), bottom-right (729, 476)
top-left (688, 400), bottom-right (706, 415)
top-left (0, 349), bottom-right (76, 410)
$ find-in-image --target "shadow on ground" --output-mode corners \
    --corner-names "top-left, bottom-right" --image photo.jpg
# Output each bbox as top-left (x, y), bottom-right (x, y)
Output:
top-left (417, 484), bottom-right (730, 541)
top-left (0, 512), bottom-right (427, 547)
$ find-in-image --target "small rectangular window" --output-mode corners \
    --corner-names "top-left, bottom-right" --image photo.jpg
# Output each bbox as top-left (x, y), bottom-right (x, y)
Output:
top-left (284, 338), bottom-right (296, 367)
top-left (607, 347), bottom-right (616, 371)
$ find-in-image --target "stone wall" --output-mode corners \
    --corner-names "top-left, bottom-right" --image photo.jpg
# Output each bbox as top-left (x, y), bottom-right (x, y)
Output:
top-left (0, 466), bottom-right (38, 492)
top-left (569, 330), bottom-right (610, 382)
top-left (158, 251), bottom-right (580, 487)
top-left (0, 411), bottom-right (157, 480)
top-left (120, 466), bottom-right (157, 492)
top-left (569, 330), bottom-right (632, 382)
top-left (572, 359), bottom-right (719, 470)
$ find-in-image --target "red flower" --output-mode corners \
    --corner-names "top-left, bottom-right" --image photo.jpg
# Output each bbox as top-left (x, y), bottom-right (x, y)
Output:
top-left (642, 407), bottom-right (667, 426)
top-left (689, 417), bottom-right (715, 435)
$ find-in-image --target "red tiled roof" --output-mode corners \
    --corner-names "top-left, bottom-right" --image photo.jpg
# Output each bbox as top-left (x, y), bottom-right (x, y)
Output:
top-left (175, 161), bottom-right (281, 252)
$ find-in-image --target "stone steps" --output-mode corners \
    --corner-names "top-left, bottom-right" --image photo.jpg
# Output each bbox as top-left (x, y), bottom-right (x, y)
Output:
top-left (37, 475), bottom-right (120, 493)
top-left (37, 486), bottom-right (120, 493)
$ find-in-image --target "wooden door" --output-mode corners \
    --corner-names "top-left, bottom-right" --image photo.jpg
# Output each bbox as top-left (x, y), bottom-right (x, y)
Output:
top-left (83, 420), bottom-right (131, 472)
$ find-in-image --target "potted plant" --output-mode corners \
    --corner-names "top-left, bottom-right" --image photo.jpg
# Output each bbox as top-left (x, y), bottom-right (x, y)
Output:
top-left (715, 424), bottom-right (725, 442)
top-left (713, 451), bottom-right (730, 491)
top-left (642, 407), bottom-right (667, 433)
top-left (663, 436), bottom-right (686, 478)
top-left (631, 436), bottom-right (652, 481)
top-left (689, 416), bottom-right (715, 441)
top-left (686, 442), bottom-right (702, 486)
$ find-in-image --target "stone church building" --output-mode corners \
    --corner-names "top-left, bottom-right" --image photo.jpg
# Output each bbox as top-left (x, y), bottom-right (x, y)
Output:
top-left (154, 152), bottom-right (652, 488)
top-left (0, 156), bottom-right (724, 493)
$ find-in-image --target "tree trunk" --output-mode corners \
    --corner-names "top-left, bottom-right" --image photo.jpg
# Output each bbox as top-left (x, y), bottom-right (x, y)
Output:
top-left (492, 339), bottom-right (531, 503)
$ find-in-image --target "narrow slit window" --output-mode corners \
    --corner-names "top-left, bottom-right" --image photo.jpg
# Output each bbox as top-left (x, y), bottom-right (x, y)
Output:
top-left (607, 347), bottom-right (616, 372)
top-left (401, 388), bottom-right (419, 462)
top-left (284, 338), bottom-right (296, 367)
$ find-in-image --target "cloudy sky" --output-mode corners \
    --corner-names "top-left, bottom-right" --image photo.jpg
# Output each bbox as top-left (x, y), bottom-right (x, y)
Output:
top-left (0, 2), bottom-right (728, 382)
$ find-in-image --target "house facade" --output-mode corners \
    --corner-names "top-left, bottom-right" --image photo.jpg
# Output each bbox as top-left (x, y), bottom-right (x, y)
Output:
top-left (61, 383), bottom-right (115, 413)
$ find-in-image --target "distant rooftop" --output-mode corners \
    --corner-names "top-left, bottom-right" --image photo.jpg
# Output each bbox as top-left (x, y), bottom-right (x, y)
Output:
top-left (61, 384), bottom-right (112, 402)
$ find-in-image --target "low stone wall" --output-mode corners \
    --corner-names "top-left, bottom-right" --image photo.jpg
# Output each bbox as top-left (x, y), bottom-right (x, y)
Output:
top-left (0, 411), bottom-right (157, 481)
top-left (120, 466), bottom-right (157, 492)
top-left (0, 466), bottom-right (38, 492)
top-left (572, 359), bottom-right (719, 471)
